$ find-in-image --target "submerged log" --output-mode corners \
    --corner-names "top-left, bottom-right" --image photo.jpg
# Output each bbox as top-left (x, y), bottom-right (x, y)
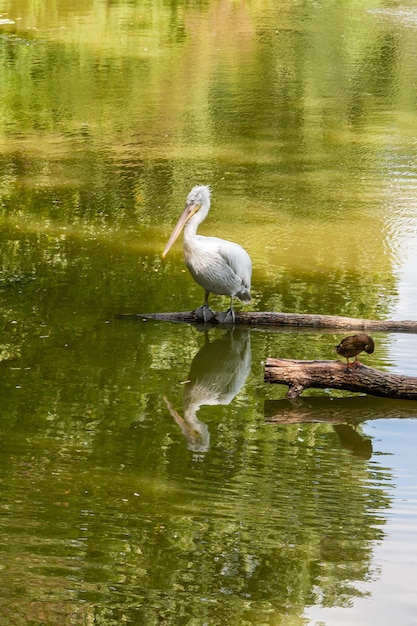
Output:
top-left (117, 310), bottom-right (417, 332)
top-left (264, 357), bottom-right (417, 400)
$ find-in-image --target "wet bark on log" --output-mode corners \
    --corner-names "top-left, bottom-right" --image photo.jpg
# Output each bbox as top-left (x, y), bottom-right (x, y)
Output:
top-left (264, 357), bottom-right (417, 400)
top-left (116, 310), bottom-right (417, 332)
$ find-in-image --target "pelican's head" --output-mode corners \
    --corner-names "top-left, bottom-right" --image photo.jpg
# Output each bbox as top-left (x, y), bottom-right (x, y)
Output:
top-left (162, 185), bottom-right (211, 258)
top-left (186, 185), bottom-right (211, 207)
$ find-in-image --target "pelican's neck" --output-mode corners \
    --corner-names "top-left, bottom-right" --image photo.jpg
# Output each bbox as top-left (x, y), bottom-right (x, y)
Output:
top-left (184, 197), bottom-right (210, 240)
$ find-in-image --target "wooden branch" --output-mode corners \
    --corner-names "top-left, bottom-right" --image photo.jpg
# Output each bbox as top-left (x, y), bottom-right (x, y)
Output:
top-left (264, 357), bottom-right (417, 400)
top-left (116, 310), bottom-right (417, 332)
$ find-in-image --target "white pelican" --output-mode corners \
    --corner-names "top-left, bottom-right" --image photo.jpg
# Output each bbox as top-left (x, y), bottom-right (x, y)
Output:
top-left (162, 185), bottom-right (252, 323)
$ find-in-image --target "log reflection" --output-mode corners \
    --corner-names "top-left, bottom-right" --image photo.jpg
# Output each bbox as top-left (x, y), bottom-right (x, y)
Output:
top-left (265, 396), bottom-right (417, 459)
top-left (265, 396), bottom-right (417, 424)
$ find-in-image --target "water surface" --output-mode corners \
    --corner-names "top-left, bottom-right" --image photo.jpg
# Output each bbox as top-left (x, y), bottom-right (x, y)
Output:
top-left (1, 1), bottom-right (417, 624)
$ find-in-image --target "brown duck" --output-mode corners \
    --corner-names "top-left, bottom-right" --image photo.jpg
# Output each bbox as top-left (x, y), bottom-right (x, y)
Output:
top-left (334, 334), bottom-right (375, 367)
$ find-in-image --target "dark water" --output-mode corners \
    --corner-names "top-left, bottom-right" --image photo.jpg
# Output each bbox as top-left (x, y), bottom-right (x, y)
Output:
top-left (1, 1), bottom-right (417, 624)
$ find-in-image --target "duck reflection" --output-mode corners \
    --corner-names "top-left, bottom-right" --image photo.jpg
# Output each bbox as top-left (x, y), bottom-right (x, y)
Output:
top-left (333, 424), bottom-right (373, 460)
top-left (164, 329), bottom-right (251, 452)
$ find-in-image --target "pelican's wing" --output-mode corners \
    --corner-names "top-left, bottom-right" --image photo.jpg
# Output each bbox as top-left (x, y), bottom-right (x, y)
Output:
top-left (216, 238), bottom-right (252, 291)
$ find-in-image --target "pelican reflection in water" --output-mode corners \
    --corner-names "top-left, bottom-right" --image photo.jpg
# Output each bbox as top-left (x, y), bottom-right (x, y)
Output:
top-left (164, 329), bottom-right (251, 452)
top-left (162, 185), bottom-right (252, 323)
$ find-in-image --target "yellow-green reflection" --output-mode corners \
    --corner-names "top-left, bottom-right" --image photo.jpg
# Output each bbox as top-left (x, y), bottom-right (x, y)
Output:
top-left (0, 0), bottom-right (417, 624)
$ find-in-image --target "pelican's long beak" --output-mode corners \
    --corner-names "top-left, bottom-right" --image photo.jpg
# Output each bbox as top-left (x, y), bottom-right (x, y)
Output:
top-left (162, 201), bottom-right (200, 258)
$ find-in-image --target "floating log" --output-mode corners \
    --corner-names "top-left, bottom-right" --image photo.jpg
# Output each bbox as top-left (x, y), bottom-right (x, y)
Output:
top-left (117, 310), bottom-right (417, 332)
top-left (264, 357), bottom-right (417, 400)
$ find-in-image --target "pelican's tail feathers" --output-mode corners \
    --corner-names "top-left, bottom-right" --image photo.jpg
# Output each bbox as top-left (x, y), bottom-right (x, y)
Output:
top-left (236, 288), bottom-right (251, 303)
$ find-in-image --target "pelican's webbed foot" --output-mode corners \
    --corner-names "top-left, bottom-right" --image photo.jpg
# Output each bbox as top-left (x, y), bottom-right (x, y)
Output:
top-left (195, 304), bottom-right (215, 323)
top-left (217, 307), bottom-right (235, 325)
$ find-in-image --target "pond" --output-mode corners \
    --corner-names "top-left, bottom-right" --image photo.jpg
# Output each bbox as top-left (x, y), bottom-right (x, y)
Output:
top-left (0, 1), bottom-right (417, 624)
